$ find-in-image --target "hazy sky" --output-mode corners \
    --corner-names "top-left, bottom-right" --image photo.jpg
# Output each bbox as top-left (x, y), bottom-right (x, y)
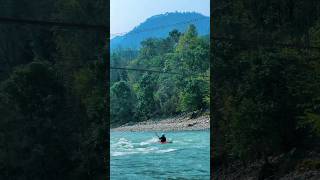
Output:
top-left (111, 0), bottom-right (210, 37)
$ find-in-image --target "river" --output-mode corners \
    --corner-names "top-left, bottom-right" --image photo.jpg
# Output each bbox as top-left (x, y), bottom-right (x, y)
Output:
top-left (111, 130), bottom-right (210, 179)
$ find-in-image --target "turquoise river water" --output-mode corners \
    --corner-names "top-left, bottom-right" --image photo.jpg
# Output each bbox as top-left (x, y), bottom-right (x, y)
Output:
top-left (110, 130), bottom-right (210, 180)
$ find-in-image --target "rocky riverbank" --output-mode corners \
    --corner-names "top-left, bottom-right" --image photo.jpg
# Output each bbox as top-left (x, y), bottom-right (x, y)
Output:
top-left (111, 114), bottom-right (210, 132)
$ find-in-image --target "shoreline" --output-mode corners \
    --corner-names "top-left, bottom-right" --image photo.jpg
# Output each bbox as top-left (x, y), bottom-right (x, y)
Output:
top-left (111, 114), bottom-right (210, 132)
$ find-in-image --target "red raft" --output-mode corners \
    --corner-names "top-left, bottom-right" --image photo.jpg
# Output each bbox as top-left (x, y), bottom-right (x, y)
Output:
top-left (159, 141), bottom-right (173, 144)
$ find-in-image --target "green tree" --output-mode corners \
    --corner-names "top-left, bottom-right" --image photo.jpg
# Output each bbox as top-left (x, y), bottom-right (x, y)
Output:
top-left (178, 76), bottom-right (209, 112)
top-left (110, 81), bottom-right (136, 127)
top-left (0, 61), bottom-right (76, 180)
top-left (136, 73), bottom-right (158, 121)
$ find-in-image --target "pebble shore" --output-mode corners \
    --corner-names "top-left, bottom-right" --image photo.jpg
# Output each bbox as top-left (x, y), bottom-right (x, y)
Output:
top-left (111, 114), bottom-right (210, 132)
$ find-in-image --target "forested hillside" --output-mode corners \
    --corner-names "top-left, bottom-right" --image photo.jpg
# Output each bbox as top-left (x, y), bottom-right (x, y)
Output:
top-left (110, 25), bottom-right (210, 127)
top-left (0, 0), bottom-right (107, 179)
top-left (111, 12), bottom-right (210, 50)
top-left (212, 0), bottom-right (320, 179)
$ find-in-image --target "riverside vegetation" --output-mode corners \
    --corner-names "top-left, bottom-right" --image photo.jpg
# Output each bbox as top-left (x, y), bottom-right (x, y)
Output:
top-left (213, 0), bottom-right (320, 179)
top-left (0, 0), bottom-right (107, 179)
top-left (110, 25), bottom-right (210, 128)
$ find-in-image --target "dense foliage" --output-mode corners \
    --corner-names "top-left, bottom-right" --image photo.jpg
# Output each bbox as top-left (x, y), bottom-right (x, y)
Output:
top-left (0, 0), bottom-right (107, 179)
top-left (213, 0), bottom-right (320, 167)
top-left (110, 25), bottom-right (210, 127)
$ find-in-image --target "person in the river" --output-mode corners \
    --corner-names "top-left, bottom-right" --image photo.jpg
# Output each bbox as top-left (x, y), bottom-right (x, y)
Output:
top-left (159, 134), bottom-right (166, 143)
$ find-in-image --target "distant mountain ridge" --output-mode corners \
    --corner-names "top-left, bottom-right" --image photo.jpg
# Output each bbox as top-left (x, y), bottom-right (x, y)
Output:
top-left (111, 12), bottom-right (210, 50)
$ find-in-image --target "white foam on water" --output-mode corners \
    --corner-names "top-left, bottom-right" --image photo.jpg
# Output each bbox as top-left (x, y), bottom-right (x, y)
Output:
top-left (111, 136), bottom-right (178, 157)
top-left (136, 147), bottom-right (158, 153)
top-left (111, 151), bottom-right (139, 157)
top-left (156, 148), bottom-right (177, 153)
top-left (139, 137), bottom-right (158, 145)
top-left (140, 137), bottom-right (159, 146)
top-left (112, 138), bottom-right (134, 149)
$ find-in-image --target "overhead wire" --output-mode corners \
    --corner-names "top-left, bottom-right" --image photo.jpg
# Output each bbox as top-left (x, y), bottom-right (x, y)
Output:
top-left (110, 16), bottom-right (209, 37)
top-left (109, 2), bottom-right (230, 38)
top-left (0, 16), bottom-right (108, 32)
top-left (1, 2), bottom-right (319, 76)
top-left (212, 36), bottom-right (320, 50)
